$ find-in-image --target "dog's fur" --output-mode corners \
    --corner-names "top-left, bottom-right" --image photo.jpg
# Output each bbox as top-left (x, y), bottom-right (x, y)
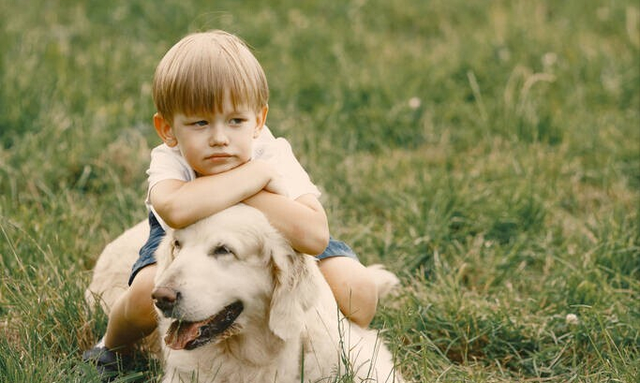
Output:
top-left (87, 204), bottom-right (404, 382)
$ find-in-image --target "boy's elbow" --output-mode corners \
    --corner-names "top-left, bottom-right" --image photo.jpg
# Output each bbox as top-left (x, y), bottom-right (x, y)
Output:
top-left (155, 203), bottom-right (189, 229)
top-left (163, 215), bottom-right (188, 229)
top-left (306, 228), bottom-right (330, 256)
top-left (314, 218), bottom-right (330, 254)
top-left (317, 231), bottom-right (330, 255)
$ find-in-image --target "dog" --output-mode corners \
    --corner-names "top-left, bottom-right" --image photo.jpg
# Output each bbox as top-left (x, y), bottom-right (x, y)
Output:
top-left (87, 204), bottom-right (404, 382)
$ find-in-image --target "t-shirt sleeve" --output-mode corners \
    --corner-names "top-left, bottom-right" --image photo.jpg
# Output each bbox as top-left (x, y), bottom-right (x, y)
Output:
top-left (146, 144), bottom-right (195, 192)
top-left (262, 138), bottom-right (321, 200)
top-left (145, 145), bottom-right (196, 231)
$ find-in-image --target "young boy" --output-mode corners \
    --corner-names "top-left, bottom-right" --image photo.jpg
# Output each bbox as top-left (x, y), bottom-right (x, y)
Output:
top-left (84, 30), bottom-right (378, 377)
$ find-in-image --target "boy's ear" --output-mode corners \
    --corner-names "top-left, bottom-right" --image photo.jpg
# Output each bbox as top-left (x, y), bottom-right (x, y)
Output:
top-left (254, 105), bottom-right (269, 138)
top-left (154, 113), bottom-right (178, 147)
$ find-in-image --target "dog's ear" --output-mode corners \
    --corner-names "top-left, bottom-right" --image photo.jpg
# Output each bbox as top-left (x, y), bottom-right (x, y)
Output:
top-left (267, 235), bottom-right (317, 341)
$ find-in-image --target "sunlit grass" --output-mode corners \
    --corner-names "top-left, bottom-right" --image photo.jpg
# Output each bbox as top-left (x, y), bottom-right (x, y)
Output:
top-left (1, 0), bottom-right (638, 382)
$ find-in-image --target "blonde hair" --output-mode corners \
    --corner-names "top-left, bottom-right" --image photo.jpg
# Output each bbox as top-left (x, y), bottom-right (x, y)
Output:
top-left (153, 30), bottom-right (269, 123)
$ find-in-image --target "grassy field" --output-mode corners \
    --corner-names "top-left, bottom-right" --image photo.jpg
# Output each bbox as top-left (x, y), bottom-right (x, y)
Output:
top-left (1, 0), bottom-right (638, 382)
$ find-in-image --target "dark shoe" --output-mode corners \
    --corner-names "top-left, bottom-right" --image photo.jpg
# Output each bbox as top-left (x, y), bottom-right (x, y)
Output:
top-left (82, 345), bottom-right (128, 382)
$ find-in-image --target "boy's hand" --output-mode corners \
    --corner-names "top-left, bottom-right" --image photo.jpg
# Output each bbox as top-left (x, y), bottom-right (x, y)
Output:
top-left (264, 174), bottom-right (288, 197)
top-left (253, 159), bottom-right (288, 197)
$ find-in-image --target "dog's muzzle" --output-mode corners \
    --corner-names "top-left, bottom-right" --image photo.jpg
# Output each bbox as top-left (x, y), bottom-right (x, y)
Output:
top-left (152, 286), bottom-right (181, 317)
top-left (152, 287), bottom-right (245, 351)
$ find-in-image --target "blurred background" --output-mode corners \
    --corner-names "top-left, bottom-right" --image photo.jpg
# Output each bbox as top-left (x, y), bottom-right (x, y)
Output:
top-left (1, 1), bottom-right (638, 382)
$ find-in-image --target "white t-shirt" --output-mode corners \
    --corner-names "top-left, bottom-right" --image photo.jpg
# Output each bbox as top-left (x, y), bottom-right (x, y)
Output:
top-left (146, 126), bottom-right (320, 230)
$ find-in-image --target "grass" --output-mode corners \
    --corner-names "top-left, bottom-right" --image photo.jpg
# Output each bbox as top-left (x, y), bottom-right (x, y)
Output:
top-left (1, 0), bottom-right (638, 382)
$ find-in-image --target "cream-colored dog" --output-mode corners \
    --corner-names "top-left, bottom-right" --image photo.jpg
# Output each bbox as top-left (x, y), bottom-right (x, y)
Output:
top-left (87, 204), bottom-right (404, 383)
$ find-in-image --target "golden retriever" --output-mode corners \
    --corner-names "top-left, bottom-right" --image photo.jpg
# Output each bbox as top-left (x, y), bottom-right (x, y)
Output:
top-left (87, 204), bottom-right (404, 382)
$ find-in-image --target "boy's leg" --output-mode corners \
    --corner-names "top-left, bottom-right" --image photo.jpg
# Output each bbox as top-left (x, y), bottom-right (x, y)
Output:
top-left (104, 264), bottom-right (158, 352)
top-left (318, 257), bottom-right (378, 328)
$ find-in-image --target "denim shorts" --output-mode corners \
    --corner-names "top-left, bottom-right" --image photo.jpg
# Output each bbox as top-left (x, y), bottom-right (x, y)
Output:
top-left (129, 213), bottom-right (360, 285)
top-left (128, 213), bottom-right (165, 285)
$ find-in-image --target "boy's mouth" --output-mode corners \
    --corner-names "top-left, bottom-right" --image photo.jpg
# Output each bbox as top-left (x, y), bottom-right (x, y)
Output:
top-left (206, 153), bottom-right (231, 159)
top-left (204, 154), bottom-right (233, 164)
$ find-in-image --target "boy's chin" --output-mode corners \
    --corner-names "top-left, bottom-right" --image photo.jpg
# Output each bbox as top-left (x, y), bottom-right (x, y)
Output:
top-left (195, 164), bottom-right (241, 177)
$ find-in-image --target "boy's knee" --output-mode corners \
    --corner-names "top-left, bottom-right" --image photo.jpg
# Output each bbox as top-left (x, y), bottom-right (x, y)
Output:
top-left (345, 273), bottom-right (378, 326)
top-left (319, 257), bottom-right (379, 327)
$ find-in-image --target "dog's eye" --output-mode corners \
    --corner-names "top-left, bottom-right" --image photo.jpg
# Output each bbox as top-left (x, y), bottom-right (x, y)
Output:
top-left (172, 239), bottom-right (181, 256)
top-left (210, 245), bottom-right (234, 258)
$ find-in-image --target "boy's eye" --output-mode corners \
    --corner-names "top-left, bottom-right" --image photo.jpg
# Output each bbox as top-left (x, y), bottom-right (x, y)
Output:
top-left (194, 120), bottom-right (208, 127)
top-left (229, 118), bottom-right (245, 125)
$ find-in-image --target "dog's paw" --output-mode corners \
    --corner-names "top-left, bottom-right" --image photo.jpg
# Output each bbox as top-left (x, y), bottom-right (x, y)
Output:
top-left (367, 264), bottom-right (400, 298)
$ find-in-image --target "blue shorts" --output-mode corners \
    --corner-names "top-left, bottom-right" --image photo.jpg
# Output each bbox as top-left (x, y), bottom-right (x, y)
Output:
top-left (128, 213), bottom-right (359, 285)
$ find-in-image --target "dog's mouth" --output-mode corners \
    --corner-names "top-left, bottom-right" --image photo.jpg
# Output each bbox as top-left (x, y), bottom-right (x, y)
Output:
top-left (164, 300), bottom-right (244, 350)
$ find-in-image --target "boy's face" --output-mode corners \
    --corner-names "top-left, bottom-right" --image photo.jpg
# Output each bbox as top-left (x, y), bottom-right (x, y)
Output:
top-left (154, 99), bottom-right (268, 177)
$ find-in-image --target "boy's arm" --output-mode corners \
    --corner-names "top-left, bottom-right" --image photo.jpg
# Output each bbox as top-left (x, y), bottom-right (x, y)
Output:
top-left (243, 191), bottom-right (329, 256)
top-left (150, 160), bottom-right (273, 229)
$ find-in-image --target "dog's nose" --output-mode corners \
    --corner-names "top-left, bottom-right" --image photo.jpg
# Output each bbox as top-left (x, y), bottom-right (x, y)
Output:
top-left (152, 286), bottom-right (180, 313)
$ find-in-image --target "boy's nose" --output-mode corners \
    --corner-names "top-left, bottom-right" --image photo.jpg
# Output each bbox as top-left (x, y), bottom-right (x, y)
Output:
top-left (208, 127), bottom-right (229, 146)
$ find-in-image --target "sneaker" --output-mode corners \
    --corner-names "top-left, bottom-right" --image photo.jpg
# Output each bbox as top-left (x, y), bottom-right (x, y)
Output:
top-left (82, 345), bottom-right (127, 382)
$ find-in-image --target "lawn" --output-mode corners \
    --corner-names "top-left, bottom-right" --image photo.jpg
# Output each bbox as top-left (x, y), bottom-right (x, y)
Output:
top-left (1, 0), bottom-right (638, 382)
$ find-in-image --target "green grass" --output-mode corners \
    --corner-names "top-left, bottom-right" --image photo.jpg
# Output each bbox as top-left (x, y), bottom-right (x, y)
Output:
top-left (1, 0), bottom-right (638, 382)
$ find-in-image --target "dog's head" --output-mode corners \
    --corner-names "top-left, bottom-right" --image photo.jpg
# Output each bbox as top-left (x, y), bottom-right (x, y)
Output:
top-left (152, 204), bottom-right (317, 350)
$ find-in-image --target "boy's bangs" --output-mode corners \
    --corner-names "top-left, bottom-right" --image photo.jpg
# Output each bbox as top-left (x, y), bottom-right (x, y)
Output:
top-left (178, 67), bottom-right (258, 117)
top-left (153, 31), bottom-right (268, 120)
top-left (175, 43), bottom-right (267, 117)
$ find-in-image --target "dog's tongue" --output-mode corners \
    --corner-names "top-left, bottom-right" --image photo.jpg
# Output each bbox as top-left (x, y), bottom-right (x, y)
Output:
top-left (164, 320), bottom-right (207, 350)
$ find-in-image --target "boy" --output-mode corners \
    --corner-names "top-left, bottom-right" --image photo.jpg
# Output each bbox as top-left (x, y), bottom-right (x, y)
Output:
top-left (84, 30), bottom-right (378, 378)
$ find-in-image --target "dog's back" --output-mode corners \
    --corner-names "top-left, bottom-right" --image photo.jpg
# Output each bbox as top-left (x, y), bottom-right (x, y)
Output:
top-left (85, 220), bottom-right (148, 314)
top-left (86, 206), bottom-right (404, 382)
